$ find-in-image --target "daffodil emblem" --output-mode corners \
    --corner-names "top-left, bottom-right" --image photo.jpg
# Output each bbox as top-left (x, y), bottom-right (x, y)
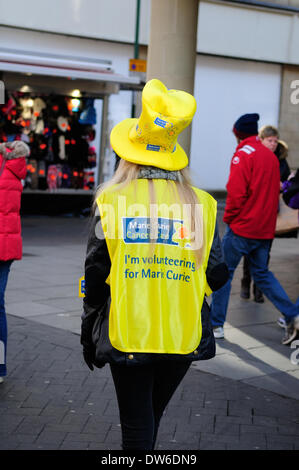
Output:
top-left (172, 222), bottom-right (191, 248)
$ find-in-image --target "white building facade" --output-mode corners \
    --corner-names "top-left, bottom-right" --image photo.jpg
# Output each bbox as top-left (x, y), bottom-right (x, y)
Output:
top-left (0, 0), bottom-right (299, 191)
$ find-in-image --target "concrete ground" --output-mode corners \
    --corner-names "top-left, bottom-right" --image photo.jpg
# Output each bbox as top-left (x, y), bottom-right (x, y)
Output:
top-left (0, 212), bottom-right (299, 450)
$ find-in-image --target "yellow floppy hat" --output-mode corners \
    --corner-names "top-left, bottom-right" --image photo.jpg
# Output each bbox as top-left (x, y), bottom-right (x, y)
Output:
top-left (110, 79), bottom-right (197, 171)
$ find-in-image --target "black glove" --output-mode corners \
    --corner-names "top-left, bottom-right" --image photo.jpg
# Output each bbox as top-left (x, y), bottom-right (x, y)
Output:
top-left (82, 345), bottom-right (96, 371)
top-left (81, 312), bottom-right (96, 371)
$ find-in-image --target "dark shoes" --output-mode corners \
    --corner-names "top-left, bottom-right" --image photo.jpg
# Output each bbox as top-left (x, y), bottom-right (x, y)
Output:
top-left (240, 281), bottom-right (250, 299)
top-left (253, 284), bottom-right (264, 303)
top-left (240, 282), bottom-right (264, 303)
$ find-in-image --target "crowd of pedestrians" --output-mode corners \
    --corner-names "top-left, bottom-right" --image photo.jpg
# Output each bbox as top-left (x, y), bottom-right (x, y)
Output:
top-left (210, 114), bottom-right (299, 345)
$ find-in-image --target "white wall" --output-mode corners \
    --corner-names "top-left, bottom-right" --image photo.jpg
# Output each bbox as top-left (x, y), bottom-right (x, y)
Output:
top-left (197, 1), bottom-right (299, 65)
top-left (0, 25), bottom-right (133, 68)
top-left (189, 55), bottom-right (281, 191)
top-left (2, 0), bottom-right (299, 65)
top-left (0, 0), bottom-right (151, 45)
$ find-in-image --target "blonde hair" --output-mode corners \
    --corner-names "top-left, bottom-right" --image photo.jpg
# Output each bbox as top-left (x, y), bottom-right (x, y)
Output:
top-left (93, 159), bottom-right (205, 268)
top-left (259, 125), bottom-right (279, 140)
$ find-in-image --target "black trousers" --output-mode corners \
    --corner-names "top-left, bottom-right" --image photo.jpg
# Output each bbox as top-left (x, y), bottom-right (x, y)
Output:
top-left (110, 361), bottom-right (191, 451)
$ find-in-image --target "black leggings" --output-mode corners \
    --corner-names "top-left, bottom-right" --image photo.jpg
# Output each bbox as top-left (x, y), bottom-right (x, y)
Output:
top-left (110, 361), bottom-right (191, 451)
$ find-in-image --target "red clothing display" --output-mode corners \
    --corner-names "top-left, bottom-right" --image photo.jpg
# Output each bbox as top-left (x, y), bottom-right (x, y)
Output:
top-left (0, 153), bottom-right (27, 261)
top-left (224, 135), bottom-right (280, 239)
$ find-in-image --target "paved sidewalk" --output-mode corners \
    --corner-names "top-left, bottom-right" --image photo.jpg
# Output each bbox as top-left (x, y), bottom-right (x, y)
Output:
top-left (1, 315), bottom-right (299, 450)
top-left (0, 214), bottom-right (299, 450)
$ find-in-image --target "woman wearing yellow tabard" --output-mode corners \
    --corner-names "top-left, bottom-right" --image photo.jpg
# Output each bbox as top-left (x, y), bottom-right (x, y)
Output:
top-left (81, 79), bottom-right (228, 450)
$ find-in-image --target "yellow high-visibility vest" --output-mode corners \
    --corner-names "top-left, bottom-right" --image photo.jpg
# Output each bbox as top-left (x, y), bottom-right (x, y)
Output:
top-left (96, 178), bottom-right (217, 355)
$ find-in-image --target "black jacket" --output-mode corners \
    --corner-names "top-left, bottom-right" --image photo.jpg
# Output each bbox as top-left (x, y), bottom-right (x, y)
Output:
top-left (81, 176), bottom-right (229, 368)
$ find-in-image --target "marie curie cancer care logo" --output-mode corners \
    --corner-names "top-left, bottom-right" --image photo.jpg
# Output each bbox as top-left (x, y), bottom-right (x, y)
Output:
top-left (123, 216), bottom-right (194, 248)
top-left (154, 117), bottom-right (172, 129)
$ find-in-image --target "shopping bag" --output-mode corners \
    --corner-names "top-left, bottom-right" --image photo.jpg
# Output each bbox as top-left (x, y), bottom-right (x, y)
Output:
top-left (275, 194), bottom-right (299, 235)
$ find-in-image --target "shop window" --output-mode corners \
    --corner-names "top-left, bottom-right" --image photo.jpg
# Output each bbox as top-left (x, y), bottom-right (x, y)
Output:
top-left (0, 92), bottom-right (98, 192)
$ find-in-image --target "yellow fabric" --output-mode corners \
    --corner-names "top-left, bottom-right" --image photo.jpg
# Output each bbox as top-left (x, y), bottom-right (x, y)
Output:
top-left (205, 283), bottom-right (213, 297)
top-left (97, 179), bottom-right (217, 354)
top-left (78, 276), bottom-right (85, 298)
top-left (110, 79), bottom-right (197, 171)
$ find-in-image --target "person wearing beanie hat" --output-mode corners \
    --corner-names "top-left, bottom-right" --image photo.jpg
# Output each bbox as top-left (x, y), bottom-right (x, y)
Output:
top-left (235, 113), bottom-right (261, 303)
top-left (232, 113), bottom-right (260, 141)
top-left (210, 113), bottom-right (299, 345)
top-left (240, 126), bottom-right (293, 305)
top-left (0, 140), bottom-right (29, 383)
top-left (80, 79), bottom-right (229, 450)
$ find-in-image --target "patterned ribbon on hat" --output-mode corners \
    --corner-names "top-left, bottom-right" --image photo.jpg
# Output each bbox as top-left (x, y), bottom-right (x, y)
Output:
top-left (138, 165), bottom-right (179, 181)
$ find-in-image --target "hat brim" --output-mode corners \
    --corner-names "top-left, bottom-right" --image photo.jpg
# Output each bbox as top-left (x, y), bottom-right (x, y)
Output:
top-left (110, 118), bottom-right (188, 171)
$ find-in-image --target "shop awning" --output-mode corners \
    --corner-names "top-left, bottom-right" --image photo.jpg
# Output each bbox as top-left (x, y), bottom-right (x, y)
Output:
top-left (0, 48), bottom-right (142, 96)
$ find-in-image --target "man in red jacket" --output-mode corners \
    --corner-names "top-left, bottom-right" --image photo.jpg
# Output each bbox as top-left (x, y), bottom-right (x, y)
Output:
top-left (210, 113), bottom-right (299, 345)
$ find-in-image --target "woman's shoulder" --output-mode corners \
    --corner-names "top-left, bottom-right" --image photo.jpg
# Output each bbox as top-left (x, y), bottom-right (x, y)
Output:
top-left (96, 183), bottom-right (120, 202)
top-left (192, 186), bottom-right (217, 205)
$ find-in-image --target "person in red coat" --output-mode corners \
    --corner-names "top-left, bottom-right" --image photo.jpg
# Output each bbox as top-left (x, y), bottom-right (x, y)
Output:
top-left (0, 141), bottom-right (29, 383)
top-left (240, 126), bottom-right (293, 304)
top-left (210, 113), bottom-right (299, 345)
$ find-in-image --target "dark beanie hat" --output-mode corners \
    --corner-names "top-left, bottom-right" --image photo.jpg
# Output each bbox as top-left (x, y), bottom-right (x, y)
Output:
top-left (233, 113), bottom-right (259, 140)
